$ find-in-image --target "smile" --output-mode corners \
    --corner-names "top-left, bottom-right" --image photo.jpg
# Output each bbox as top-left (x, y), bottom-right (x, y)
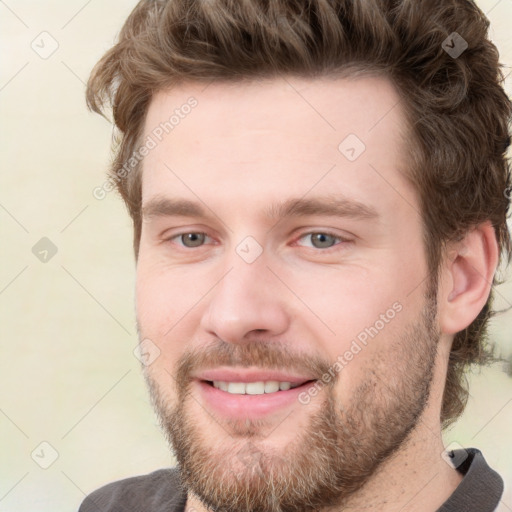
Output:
top-left (196, 378), bottom-right (318, 420)
top-left (208, 380), bottom-right (308, 395)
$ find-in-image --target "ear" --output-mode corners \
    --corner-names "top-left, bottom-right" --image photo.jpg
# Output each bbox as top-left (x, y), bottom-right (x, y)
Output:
top-left (439, 221), bottom-right (499, 335)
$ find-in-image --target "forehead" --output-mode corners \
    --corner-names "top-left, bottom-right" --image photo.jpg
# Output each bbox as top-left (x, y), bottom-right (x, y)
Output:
top-left (144, 74), bottom-right (406, 146)
top-left (141, 75), bottom-right (416, 217)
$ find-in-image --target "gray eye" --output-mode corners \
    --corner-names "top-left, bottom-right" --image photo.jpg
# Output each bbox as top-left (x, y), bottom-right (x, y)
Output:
top-left (181, 233), bottom-right (206, 247)
top-left (309, 233), bottom-right (337, 249)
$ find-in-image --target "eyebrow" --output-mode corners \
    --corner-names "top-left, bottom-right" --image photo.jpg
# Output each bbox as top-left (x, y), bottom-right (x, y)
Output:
top-left (141, 195), bottom-right (379, 222)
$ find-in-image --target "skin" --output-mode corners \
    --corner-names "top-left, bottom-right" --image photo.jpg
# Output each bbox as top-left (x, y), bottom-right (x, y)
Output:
top-left (135, 75), bottom-right (498, 511)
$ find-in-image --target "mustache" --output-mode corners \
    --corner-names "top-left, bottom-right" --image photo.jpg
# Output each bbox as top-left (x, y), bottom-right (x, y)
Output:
top-left (174, 338), bottom-right (334, 387)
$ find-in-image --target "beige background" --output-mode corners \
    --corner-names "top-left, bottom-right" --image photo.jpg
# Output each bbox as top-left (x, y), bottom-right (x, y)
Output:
top-left (0, 1), bottom-right (511, 511)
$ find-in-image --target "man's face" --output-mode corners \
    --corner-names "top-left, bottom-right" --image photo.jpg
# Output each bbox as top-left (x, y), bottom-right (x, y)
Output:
top-left (136, 76), bottom-right (440, 511)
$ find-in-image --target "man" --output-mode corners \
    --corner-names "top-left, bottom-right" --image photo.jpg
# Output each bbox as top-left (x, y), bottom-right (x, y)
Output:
top-left (80, 0), bottom-right (510, 510)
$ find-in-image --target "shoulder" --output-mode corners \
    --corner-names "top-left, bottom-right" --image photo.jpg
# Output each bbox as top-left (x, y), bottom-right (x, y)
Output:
top-left (78, 467), bottom-right (187, 512)
top-left (438, 448), bottom-right (504, 512)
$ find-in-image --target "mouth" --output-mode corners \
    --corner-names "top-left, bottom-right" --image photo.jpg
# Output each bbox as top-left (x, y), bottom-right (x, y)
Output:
top-left (203, 379), bottom-right (315, 395)
top-left (195, 378), bottom-right (319, 420)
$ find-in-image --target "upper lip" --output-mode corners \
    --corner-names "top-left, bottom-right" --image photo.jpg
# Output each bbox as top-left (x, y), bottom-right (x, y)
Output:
top-left (194, 368), bottom-right (317, 384)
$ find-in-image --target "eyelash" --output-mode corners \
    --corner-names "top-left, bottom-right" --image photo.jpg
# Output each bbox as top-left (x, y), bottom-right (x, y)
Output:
top-left (294, 231), bottom-right (348, 251)
top-left (166, 230), bottom-right (349, 252)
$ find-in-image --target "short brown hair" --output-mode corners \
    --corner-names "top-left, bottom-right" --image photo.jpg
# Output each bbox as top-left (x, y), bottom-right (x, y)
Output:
top-left (86, 0), bottom-right (511, 427)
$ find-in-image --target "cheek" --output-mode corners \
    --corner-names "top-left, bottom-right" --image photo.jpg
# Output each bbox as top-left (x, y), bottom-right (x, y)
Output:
top-left (287, 262), bottom-right (424, 392)
top-left (137, 255), bottom-right (200, 320)
top-left (135, 257), bottom-right (215, 364)
top-left (325, 307), bottom-right (411, 406)
top-left (135, 271), bottom-right (191, 380)
top-left (285, 263), bottom-right (408, 344)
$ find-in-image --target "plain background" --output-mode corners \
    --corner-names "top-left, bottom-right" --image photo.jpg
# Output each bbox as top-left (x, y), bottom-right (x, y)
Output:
top-left (0, 1), bottom-right (511, 511)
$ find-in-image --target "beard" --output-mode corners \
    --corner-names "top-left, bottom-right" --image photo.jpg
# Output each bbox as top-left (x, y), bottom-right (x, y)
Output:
top-left (142, 292), bottom-right (439, 512)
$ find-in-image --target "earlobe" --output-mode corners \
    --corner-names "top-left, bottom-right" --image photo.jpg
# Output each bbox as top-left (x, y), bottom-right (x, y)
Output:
top-left (439, 222), bottom-right (499, 335)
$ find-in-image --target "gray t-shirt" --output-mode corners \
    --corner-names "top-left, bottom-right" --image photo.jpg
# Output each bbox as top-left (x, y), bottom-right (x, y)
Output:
top-left (78, 448), bottom-right (504, 512)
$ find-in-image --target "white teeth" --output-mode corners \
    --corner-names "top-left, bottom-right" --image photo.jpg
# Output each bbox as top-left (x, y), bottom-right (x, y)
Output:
top-left (211, 380), bottom-right (305, 395)
top-left (245, 382), bottom-right (265, 395)
top-left (264, 381), bottom-right (280, 393)
top-left (227, 382), bottom-right (246, 394)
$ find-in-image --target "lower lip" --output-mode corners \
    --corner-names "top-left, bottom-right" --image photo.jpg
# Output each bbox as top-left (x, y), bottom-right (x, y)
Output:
top-left (195, 380), bottom-right (317, 420)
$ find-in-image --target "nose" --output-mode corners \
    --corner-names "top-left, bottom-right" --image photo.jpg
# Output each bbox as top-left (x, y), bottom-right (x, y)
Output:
top-left (199, 251), bottom-right (290, 344)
